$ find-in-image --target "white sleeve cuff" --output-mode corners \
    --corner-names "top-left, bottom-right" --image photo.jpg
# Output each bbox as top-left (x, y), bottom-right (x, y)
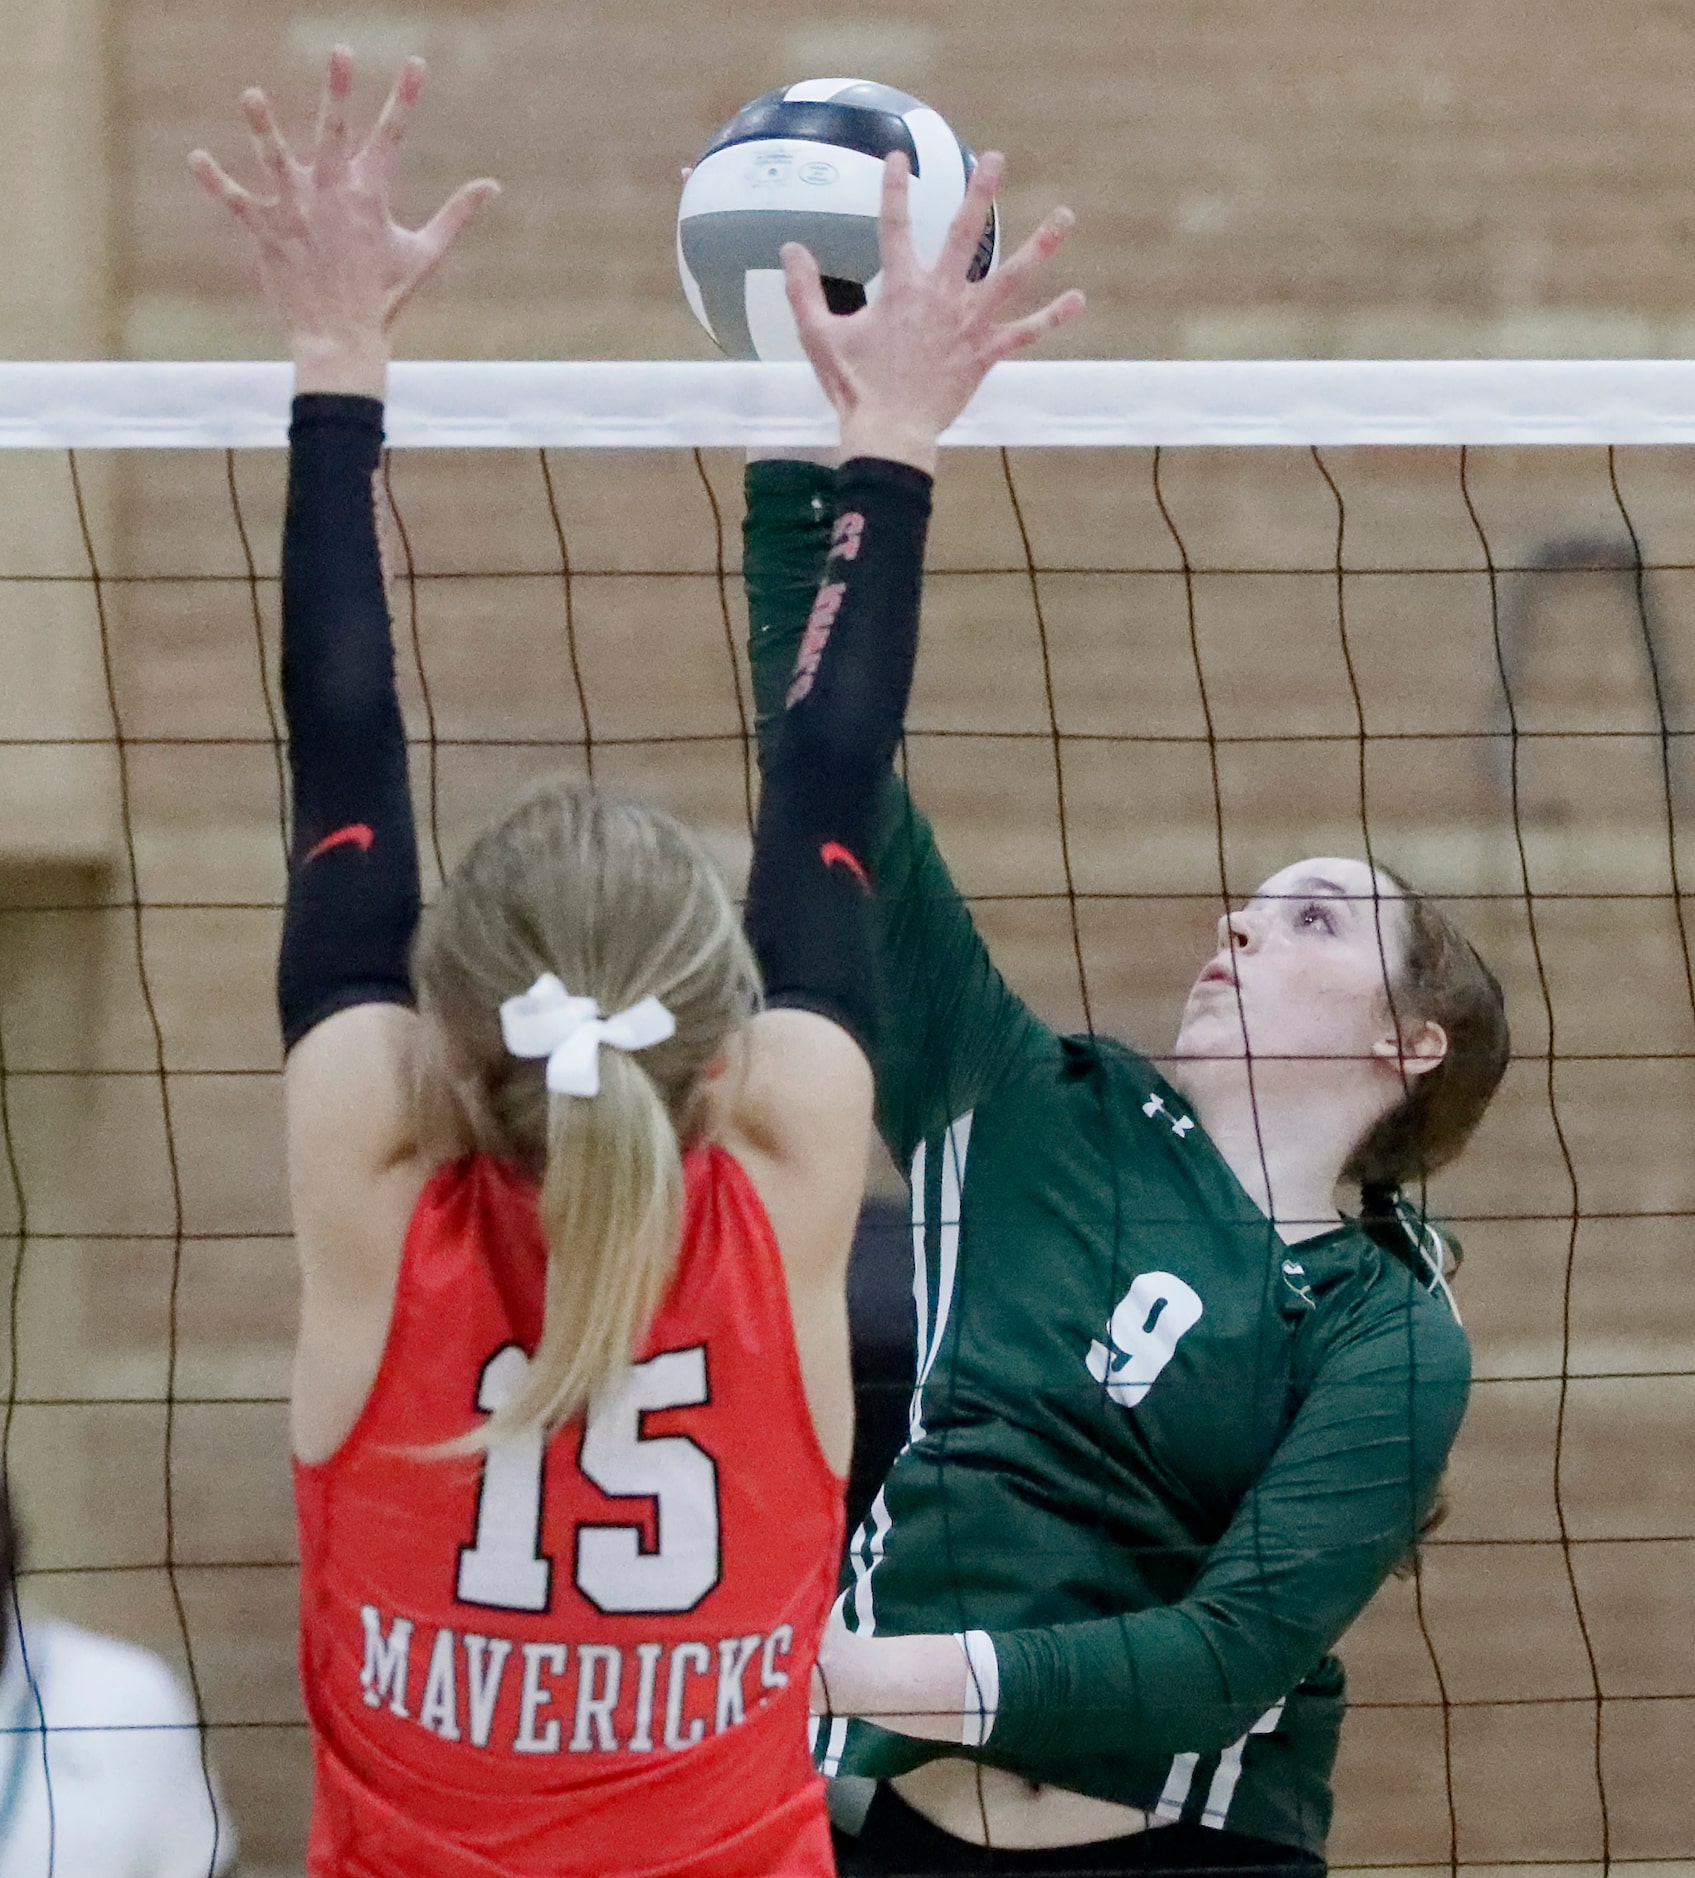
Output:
top-left (956, 1629), bottom-right (1000, 1748)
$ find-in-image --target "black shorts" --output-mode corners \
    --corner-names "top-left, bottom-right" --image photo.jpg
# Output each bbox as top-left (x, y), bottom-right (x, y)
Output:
top-left (831, 1780), bottom-right (1326, 1877)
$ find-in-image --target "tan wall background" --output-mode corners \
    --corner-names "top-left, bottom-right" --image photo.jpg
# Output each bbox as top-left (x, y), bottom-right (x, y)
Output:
top-left (2, 1), bottom-right (1694, 1871)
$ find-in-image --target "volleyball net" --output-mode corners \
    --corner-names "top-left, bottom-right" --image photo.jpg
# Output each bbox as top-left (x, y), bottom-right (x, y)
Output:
top-left (0, 359), bottom-right (1690, 1874)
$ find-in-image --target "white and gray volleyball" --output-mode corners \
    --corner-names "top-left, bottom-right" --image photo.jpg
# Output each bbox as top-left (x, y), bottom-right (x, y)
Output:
top-left (678, 79), bottom-right (998, 361)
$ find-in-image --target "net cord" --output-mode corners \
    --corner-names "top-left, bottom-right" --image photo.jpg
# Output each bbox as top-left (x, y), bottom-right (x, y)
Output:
top-left (9, 360), bottom-right (1695, 448)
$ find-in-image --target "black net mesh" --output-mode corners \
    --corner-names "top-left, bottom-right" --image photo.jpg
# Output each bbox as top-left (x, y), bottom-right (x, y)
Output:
top-left (0, 437), bottom-right (1689, 1872)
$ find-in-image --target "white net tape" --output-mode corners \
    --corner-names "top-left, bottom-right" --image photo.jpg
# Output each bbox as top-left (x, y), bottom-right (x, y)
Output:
top-left (6, 358), bottom-right (1695, 448)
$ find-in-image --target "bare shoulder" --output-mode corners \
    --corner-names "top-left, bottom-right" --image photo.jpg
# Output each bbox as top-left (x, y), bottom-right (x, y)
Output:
top-left (720, 1009), bottom-right (871, 1478)
top-left (721, 1007), bottom-right (873, 1281)
top-left (284, 1003), bottom-right (434, 1242)
top-left (285, 1001), bottom-right (450, 1293)
top-left (284, 1003), bottom-right (449, 1459)
top-left (734, 1007), bottom-right (873, 1152)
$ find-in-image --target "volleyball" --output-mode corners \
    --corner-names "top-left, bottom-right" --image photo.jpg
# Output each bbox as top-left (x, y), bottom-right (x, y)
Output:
top-left (677, 79), bottom-right (999, 360)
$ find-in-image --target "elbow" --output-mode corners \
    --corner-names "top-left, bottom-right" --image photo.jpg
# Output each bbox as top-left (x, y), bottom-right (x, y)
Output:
top-left (1138, 1608), bottom-right (1309, 1762)
top-left (1126, 1683), bottom-right (1282, 1765)
top-left (1170, 1703), bottom-right (1266, 1764)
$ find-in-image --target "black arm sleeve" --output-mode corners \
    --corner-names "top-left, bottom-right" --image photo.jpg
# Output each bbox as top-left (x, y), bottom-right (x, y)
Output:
top-left (743, 456), bottom-right (932, 1062)
top-left (275, 393), bottom-right (421, 1053)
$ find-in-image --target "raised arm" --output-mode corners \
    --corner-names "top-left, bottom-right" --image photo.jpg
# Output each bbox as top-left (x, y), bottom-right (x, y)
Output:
top-left (276, 394), bottom-right (415, 1055)
top-left (742, 219), bottom-right (1078, 1163)
top-left (813, 1278), bottom-right (1470, 1767)
top-left (192, 51), bottom-right (496, 1454)
top-left (732, 151), bottom-right (1084, 1267)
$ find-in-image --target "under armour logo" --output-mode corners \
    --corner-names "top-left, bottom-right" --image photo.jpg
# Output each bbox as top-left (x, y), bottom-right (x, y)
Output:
top-left (1281, 1259), bottom-right (1316, 1308)
top-left (1142, 1093), bottom-right (1196, 1138)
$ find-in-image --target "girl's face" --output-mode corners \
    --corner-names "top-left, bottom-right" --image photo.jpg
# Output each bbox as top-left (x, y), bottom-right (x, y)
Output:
top-left (1173, 857), bottom-right (1417, 1074)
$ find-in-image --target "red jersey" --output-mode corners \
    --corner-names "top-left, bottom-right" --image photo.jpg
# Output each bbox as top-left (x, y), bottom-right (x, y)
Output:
top-left (294, 1146), bottom-right (845, 1878)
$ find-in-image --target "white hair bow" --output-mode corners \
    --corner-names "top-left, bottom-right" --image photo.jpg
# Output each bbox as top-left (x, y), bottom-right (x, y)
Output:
top-left (499, 973), bottom-right (677, 1098)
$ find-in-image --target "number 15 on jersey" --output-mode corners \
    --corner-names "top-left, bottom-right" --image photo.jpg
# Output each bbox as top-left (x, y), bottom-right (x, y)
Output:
top-left (456, 1343), bottom-right (723, 1618)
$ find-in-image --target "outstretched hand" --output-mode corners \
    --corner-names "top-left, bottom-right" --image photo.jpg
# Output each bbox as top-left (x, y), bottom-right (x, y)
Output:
top-left (190, 49), bottom-right (499, 395)
top-left (782, 153), bottom-right (1084, 473)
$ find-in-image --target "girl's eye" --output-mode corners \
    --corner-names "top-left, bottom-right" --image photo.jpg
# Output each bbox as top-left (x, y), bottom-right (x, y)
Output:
top-left (1298, 901), bottom-right (1335, 933)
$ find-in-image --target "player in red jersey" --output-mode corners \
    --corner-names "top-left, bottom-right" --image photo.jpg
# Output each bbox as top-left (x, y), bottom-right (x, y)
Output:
top-left (192, 50), bottom-right (1082, 1878)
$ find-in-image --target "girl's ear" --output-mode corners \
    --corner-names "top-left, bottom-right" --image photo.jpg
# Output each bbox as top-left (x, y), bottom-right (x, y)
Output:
top-left (1371, 1019), bottom-right (1448, 1079)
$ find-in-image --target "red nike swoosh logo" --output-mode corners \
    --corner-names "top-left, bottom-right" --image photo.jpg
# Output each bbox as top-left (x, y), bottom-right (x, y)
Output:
top-left (820, 842), bottom-right (870, 891)
top-left (303, 823), bottom-right (374, 864)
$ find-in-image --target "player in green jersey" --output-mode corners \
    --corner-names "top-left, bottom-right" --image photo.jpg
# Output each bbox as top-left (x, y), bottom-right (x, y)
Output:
top-left (744, 457), bottom-right (1509, 1871)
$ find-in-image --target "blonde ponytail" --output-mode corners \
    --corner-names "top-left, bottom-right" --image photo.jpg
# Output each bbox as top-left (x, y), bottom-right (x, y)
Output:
top-left (412, 778), bottom-right (760, 1453)
top-left (467, 1052), bottom-right (683, 1444)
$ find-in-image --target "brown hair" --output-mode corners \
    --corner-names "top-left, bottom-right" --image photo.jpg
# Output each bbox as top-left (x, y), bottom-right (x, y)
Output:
top-left (1343, 865), bottom-right (1510, 1202)
top-left (1342, 869), bottom-right (1506, 1565)
top-left (412, 777), bottom-right (760, 1448)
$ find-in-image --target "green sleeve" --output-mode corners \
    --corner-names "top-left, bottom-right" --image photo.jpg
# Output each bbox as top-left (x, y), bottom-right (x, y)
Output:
top-left (744, 461), bottom-right (1052, 1166)
top-left (985, 1284), bottom-right (1471, 1765)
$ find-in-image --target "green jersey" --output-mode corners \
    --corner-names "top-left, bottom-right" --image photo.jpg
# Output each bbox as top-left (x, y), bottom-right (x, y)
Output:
top-left (744, 463), bottom-right (1471, 1857)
